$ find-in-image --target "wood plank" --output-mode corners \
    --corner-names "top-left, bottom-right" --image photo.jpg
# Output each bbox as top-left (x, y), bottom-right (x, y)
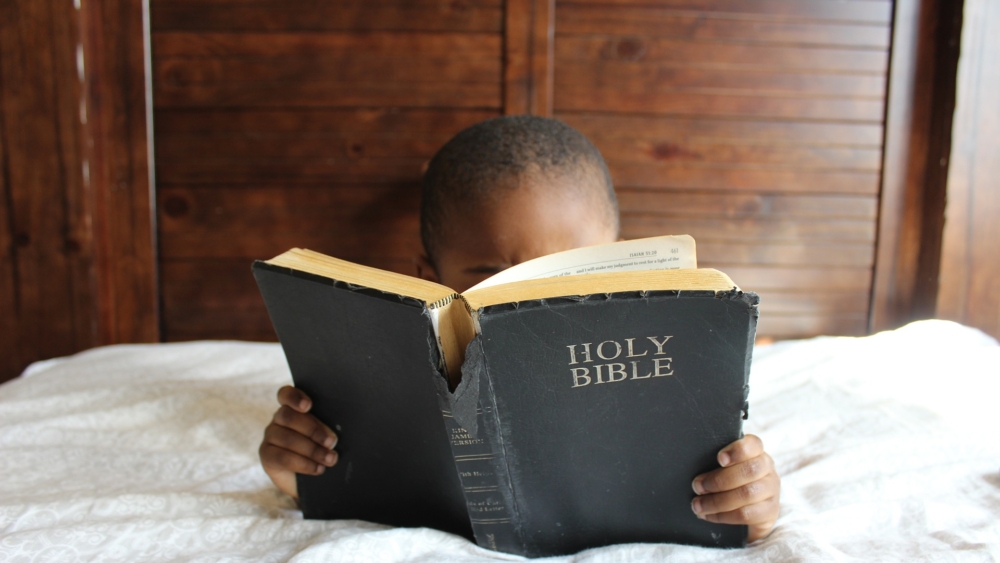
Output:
top-left (756, 313), bottom-right (868, 338)
top-left (754, 290), bottom-right (870, 315)
top-left (504, 0), bottom-right (555, 115)
top-left (154, 80), bottom-right (502, 109)
top-left (152, 31), bottom-right (501, 58)
top-left (558, 113), bottom-right (884, 147)
top-left (0, 0), bottom-right (96, 383)
top-left (696, 242), bottom-right (874, 267)
top-left (554, 88), bottom-right (885, 121)
top-left (705, 265), bottom-right (872, 291)
top-left (598, 139), bottom-right (879, 170)
top-left (555, 35), bottom-right (889, 73)
top-left (556, 5), bottom-right (891, 49)
top-left (557, 0), bottom-right (892, 25)
top-left (617, 190), bottom-right (878, 220)
top-left (155, 55), bottom-right (500, 91)
top-left (937, 0), bottom-right (1000, 340)
top-left (81, 0), bottom-right (160, 343)
top-left (610, 164), bottom-right (881, 195)
top-left (157, 185), bottom-right (423, 260)
top-left (150, 0), bottom-right (503, 33)
top-left (622, 216), bottom-right (876, 243)
top-left (556, 61), bottom-right (886, 98)
top-left (157, 157), bottom-right (428, 185)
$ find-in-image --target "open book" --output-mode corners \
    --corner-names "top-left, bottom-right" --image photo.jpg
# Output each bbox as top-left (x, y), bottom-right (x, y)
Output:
top-left (253, 235), bottom-right (758, 557)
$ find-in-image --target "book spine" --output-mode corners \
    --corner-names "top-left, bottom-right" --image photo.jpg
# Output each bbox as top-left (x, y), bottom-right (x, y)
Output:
top-left (440, 405), bottom-right (519, 552)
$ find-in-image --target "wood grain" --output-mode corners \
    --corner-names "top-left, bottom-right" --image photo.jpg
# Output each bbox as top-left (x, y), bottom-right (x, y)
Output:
top-left (937, 0), bottom-right (1000, 340)
top-left (151, 0), bottom-right (503, 33)
top-left (609, 164), bottom-right (880, 195)
top-left (504, 0), bottom-right (555, 115)
top-left (558, 0), bottom-right (892, 24)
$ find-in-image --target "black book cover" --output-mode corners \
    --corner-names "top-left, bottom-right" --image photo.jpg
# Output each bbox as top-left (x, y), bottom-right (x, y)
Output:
top-left (450, 290), bottom-right (757, 557)
top-left (252, 262), bottom-right (472, 538)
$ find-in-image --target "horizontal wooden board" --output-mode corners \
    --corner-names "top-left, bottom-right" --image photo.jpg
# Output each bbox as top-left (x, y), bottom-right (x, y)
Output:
top-left (154, 107), bottom-right (498, 135)
top-left (158, 185), bottom-right (424, 260)
top-left (558, 113), bottom-right (884, 147)
top-left (695, 242), bottom-right (874, 267)
top-left (555, 35), bottom-right (888, 73)
top-left (557, 0), bottom-right (892, 25)
top-left (617, 191), bottom-right (878, 219)
top-left (623, 216), bottom-right (875, 243)
top-left (599, 138), bottom-right (880, 170)
top-left (610, 164), bottom-right (881, 195)
top-left (153, 31), bottom-right (501, 58)
top-left (151, 0), bottom-right (503, 33)
top-left (154, 77), bottom-right (501, 109)
top-left (159, 258), bottom-right (869, 341)
top-left (556, 5), bottom-right (891, 49)
top-left (556, 60), bottom-right (885, 98)
top-left (156, 56), bottom-right (499, 92)
top-left (706, 265), bottom-right (872, 291)
top-left (554, 88), bottom-right (885, 121)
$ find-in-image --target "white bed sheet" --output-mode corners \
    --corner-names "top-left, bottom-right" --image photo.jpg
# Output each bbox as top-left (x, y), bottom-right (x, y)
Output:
top-left (0, 320), bottom-right (998, 562)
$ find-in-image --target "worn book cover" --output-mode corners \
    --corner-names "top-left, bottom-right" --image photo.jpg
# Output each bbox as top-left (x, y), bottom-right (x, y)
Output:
top-left (252, 235), bottom-right (758, 557)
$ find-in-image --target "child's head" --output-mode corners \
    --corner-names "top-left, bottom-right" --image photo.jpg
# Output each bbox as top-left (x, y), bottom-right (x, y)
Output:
top-left (420, 116), bottom-right (619, 291)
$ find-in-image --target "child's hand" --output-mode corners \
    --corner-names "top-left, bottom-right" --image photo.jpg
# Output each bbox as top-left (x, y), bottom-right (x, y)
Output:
top-left (259, 386), bottom-right (339, 499)
top-left (691, 434), bottom-right (780, 542)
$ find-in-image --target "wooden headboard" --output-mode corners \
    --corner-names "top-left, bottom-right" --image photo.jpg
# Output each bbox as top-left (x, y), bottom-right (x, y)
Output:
top-left (2, 0), bottom-right (997, 383)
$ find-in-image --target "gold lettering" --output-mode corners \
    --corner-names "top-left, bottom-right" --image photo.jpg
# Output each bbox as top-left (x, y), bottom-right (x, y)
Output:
top-left (594, 364), bottom-right (608, 384)
top-left (652, 357), bottom-right (674, 377)
top-left (571, 367), bottom-right (592, 387)
top-left (625, 338), bottom-right (648, 358)
top-left (630, 360), bottom-right (651, 379)
top-left (647, 336), bottom-right (673, 355)
top-left (597, 340), bottom-right (622, 360)
top-left (607, 363), bottom-right (627, 382)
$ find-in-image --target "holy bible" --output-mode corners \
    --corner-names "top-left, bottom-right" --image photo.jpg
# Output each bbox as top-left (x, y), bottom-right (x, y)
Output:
top-left (252, 235), bottom-right (758, 557)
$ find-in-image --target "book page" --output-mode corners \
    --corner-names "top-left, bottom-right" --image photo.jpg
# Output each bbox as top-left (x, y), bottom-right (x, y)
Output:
top-left (466, 235), bottom-right (697, 292)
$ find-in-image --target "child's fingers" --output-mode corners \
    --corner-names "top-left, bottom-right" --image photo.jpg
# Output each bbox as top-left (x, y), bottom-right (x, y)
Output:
top-left (691, 471), bottom-right (779, 517)
top-left (259, 443), bottom-right (327, 476)
top-left (692, 451), bottom-right (774, 495)
top-left (277, 386), bottom-right (312, 413)
top-left (264, 424), bottom-right (339, 468)
top-left (694, 494), bottom-right (780, 527)
top-left (272, 405), bottom-right (338, 449)
top-left (717, 434), bottom-right (764, 468)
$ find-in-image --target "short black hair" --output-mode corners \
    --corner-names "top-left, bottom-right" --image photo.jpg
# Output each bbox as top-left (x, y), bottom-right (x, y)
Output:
top-left (420, 115), bottom-right (618, 265)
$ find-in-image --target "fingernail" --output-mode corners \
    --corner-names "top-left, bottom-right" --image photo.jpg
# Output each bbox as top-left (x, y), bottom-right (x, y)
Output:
top-left (299, 399), bottom-right (310, 411)
top-left (324, 452), bottom-right (336, 465)
top-left (691, 497), bottom-right (703, 515)
top-left (692, 476), bottom-right (706, 495)
top-left (718, 452), bottom-right (731, 467)
top-left (323, 435), bottom-right (335, 449)
top-left (316, 465), bottom-right (326, 475)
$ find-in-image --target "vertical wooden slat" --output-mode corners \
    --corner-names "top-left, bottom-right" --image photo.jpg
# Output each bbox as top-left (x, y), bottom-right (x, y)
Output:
top-left (937, 0), bottom-right (1000, 340)
top-left (0, 0), bottom-right (96, 382)
top-left (80, 0), bottom-right (159, 344)
top-left (504, 0), bottom-right (554, 116)
top-left (870, 0), bottom-right (960, 332)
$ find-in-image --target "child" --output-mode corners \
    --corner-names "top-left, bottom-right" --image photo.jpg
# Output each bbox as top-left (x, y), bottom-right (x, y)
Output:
top-left (258, 116), bottom-right (781, 543)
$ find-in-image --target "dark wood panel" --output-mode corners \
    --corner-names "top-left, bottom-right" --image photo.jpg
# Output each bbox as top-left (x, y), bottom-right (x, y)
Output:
top-left (623, 216), bottom-right (875, 243)
top-left (504, 0), bottom-right (555, 115)
top-left (617, 190), bottom-right (878, 220)
top-left (559, 113), bottom-right (884, 147)
top-left (158, 157), bottom-right (429, 185)
top-left (555, 36), bottom-right (888, 73)
top-left (557, 61), bottom-right (885, 99)
top-left (151, 0), bottom-right (503, 33)
top-left (158, 185), bottom-right (423, 260)
top-left (610, 165), bottom-right (880, 195)
top-left (754, 290), bottom-right (870, 315)
top-left (556, 5), bottom-right (891, 48)
top-left (599, 139), bottom-right (879, 170)
top-left (937, 0), bottom-right (1000, 340)
top-left (0, 0), bottom-right (96, 383)
top-left (154, 77), bottom-right (502, 109)
top-left (558, 0), bottom-right (892, 25)
top-left (554, 88), bottom-right (884, 121)
top-left (756, 313), bottom-right (868, 338)
top-left (152, 31), bottom-right (501, 57)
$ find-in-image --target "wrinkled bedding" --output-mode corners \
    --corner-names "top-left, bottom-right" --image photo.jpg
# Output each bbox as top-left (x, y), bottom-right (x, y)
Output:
top-left (0, 320), bottom-right (997, 562)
